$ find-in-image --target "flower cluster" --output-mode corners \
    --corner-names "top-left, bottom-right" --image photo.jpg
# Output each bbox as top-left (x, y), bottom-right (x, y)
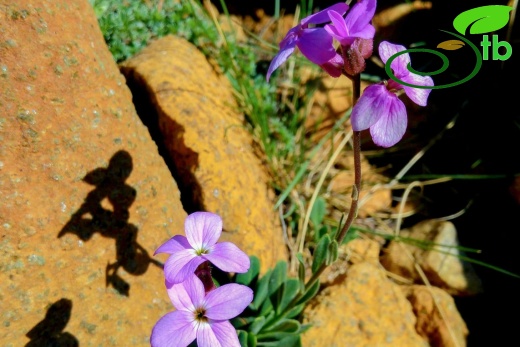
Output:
top-left (151, 212), bottom-right (253, 347)
top-left (267, 0), bottom-right (376, 81)
top-left (266, 0), bottom-right (434, 147)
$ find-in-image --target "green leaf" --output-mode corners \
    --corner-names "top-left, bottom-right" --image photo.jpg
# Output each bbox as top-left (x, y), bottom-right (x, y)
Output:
top-left (256, 330), bottom-right (299, 341)
top-left (236, 256), bottom-right (261, 286)
top-left (278, 335), bottom-right (302, 347)
top-left (250, 316), bottom-right (267, 335)
top-left (252, 269), bottom-right (271, 310)
top-left (259, 296), bottom-right (274, 316)
top-left (296, 253), bottom-right (306, 293)
top-left (296, 280), bottom-right (320, 306)
top-left (310, 197), bottom-right (326, 228)
top-left (453, 5), bottom-right (513, 35)
top-left (268, 261), bottom-right (288, 311)
top-left (232, 316), bottom-right (256, 329)
top-left (238, 330), bottom-right (249, 347)
top-left (278, 278), bottom-right (300, 314)
top-left (341, 226), bottom-right (358, 244)
top-left (263, 318), bottom-right (301, 333)
top-left (248, 333), bottom-right (257, 347)
top-left (299, 323), bottom-right (312, 334)
top-left (312, 234), bottom-right (331, 273)
top-left (269, 261), bottom-right (288, 295)
top-left (314, 225), bottom-right (328, 244)
top-left (285, 304), bottom-right (305, 319)
top-left (327, 240), bottom-right (339, 265)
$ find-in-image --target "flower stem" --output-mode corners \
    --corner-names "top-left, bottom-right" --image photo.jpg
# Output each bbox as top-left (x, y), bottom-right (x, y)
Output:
top-left (272, 74), bottom-right (363, 320)
top-left (335, 73), bottom-right (361, 244)
top-left (300, 74), bottom-right (363, 294)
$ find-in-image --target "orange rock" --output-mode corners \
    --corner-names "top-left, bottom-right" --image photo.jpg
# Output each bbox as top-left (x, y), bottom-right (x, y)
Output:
top-left (404, 285), bottom-right (468, 347)
top-left (345, 238), bottom-right (381, 265)
top-left (0, 0), bottom-right (186, 345)
top-left (120, 35), bottom-right (288, 272)
top-left (303, 262), bottom-right (429, 346)
top-left (381, 220), bottom-right (482, 296)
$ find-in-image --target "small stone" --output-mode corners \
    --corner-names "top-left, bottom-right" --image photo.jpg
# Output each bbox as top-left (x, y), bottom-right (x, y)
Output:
top-left (381, 220), bottom-right (482, 296)
top-left (403, 285), bottom-right (468, 347)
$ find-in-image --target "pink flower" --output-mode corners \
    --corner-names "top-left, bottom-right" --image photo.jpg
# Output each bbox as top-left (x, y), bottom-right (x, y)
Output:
top-left (155, 212), bottom-right (250, 284)
top-left (324, 0), bottom-right (376, 47)
top-left (324, 0), bottom-right (377, 75)
top-left (266, 2), bottom-right (349, 81)
top-left (351, 41), bottom-right (434, 147)
top-left (151, 275), bottom-right (253, 347)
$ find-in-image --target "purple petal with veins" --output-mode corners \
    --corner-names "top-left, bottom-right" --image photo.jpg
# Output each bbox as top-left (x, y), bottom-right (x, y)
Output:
top-left (204, 242), bottom-right (250, 274)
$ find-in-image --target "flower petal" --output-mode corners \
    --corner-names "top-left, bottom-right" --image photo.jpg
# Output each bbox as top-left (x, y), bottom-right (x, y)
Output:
top-left (210, 320), bottom-right (241, 347)
top-left (154, 235), bottom-right (190, 256)
top-left (166, 274), bottom-right (205, 310)
top-left (164, 249), bottom-right (205, 284)
top-left (402, 74), bottom-right (434, 106)
top-left (379, 41), bottom-right (410, 78)
top-left (352, 24), bottom-right (375, 40)
top-left (204, 283), bottom-right (253, 320)
top-left (196, 322), bottom-right (221, 347)
top-left (369, 96), bottom-right (408, 148)
top-left (345, 0), bottom-right (377, 36)
top-left (351, 84), bottom-right (391, 131)
top-left (297, 28), bottom-right (336, 65)
top-left (324, 10), bottom-right (350, 43)
top-left (266, 44), bottom-right (295, 82)
top-left (279, 26), bottom-right (299, 49)
top-left (204, 242), bottom-right (250, 273)
top-left (320, 53), bottom-right (344, 78)
top-left (150, 311), bottom-right (196, 347)
top-left (185, 212), bottom-right (223, 250)
top-left (301, 2), bottom-right (348, 26)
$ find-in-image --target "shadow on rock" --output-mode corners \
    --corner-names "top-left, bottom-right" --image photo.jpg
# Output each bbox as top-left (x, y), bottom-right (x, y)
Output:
top-left (58, 150), bottom-right (162, 296)
top-left (120, 67), bottom-right (204, 213)
top-left (25, 298), bottom-right (78, 347)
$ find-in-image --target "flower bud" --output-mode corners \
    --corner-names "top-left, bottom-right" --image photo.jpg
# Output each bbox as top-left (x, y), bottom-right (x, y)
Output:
top-left (344, 38), bottom-right (373, 76)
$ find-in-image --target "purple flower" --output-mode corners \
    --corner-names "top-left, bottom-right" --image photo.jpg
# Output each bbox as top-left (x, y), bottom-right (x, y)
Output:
top-left (266, 2), bottom-right (349, 81)
top-left (155, 212), bottom-right (250, 284)
top-left (351, 41), bottom-right (434, 147)
top-left (324, 0), bottom-right (376, 47)
top-left (324, 0), bottom-right (377, 75)
top-left (151, 275), bottom-right (253, 347)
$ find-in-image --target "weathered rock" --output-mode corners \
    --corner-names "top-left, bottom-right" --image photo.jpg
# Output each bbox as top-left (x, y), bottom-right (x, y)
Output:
top-left (302, 262), bottom-right (429, 347)
top-left (381, 220), bottom-right (482, 296)
top-left (345, 237), bottom-right (381, 265)
top-left (0, 1), bottom-right (186, 345)
top-left (404, 285), bottom-right (468, 347)
top-left (120, 35), bottom-right (288, 272)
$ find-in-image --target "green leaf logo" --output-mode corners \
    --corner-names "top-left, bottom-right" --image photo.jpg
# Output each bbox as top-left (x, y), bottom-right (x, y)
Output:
top-left (453, 5), bottom-right (513, 35)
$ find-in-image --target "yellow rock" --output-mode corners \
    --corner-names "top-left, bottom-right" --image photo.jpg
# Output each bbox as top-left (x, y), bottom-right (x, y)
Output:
top-left (303, 262), bottom-right (429, 347)
top-left (120, 35), bottom-right (288, 272)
